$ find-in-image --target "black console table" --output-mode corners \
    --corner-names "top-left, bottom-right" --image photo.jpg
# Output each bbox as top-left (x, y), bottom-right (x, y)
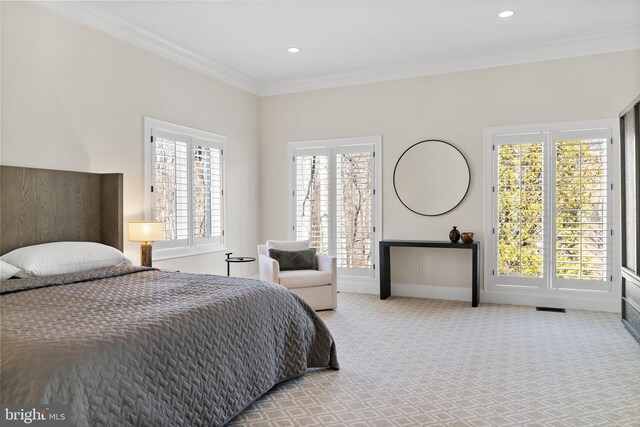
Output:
top-left (379, 240), bottom-right (480, 307)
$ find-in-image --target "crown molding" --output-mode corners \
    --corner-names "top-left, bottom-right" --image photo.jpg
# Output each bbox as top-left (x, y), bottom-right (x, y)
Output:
top-left (37, 2), bottom-right (639, 98)
top-left (259, 29), bottom-right (640, 96)
top-left (37, 1), bottom-right (262, 95)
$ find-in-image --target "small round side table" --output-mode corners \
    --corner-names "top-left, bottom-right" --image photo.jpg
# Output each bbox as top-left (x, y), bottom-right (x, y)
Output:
top-left (224, 252), bottom-right (256, 276)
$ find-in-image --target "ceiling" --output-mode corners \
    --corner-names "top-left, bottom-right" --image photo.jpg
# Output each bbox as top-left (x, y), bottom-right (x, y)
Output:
top-left (41, 0), bottom-right (640, 96)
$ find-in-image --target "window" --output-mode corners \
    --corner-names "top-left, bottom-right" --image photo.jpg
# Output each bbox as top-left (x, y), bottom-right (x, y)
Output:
top-left (144, 118), bottom-right (226, 259)
top-left (486, 121), bottom-right (615, 292)
top-left (290, 136), bottom-right (381, 276)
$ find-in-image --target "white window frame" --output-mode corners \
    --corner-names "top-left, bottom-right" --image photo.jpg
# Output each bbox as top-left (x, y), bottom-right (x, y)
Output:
top-left (484, 119), bottom-right (619, 297)
top-left (144, 117), bottom-right (227, 260)
top-left (288, 136), bottom-right (382, 278)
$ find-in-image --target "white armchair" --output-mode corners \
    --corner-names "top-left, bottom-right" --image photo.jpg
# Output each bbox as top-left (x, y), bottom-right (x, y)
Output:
top-left (258, 240), bottom-right (337, 310)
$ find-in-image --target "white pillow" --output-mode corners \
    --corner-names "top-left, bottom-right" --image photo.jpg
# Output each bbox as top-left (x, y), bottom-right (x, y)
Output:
top-left (0, 260), bottom-right (21, 280)
top-left (0, 242), bottom-right (132, 277)
top-left (266, 240), bottom-right (310, 251)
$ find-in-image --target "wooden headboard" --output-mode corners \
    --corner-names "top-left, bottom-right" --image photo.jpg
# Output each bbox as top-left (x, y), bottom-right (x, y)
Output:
top-left (0, 165), bottom-right (123, 255)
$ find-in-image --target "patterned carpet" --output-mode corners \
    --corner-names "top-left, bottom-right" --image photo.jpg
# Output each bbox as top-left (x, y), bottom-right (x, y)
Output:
top-left (230, 293), bottom-right (640, 426)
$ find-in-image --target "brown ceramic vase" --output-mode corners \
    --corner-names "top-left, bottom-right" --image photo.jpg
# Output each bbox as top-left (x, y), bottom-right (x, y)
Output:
top-left (461, 232), bottom-right (475, 244)
top-left (449, 226), bottom-right (460, 243)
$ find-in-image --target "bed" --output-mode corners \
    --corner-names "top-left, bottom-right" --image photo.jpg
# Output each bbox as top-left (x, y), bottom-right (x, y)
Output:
top-left (0, 165), bottom-right (339, 426)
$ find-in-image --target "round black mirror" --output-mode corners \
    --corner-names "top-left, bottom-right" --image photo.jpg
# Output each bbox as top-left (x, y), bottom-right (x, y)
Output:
top-left (393, 139), bottom-right (470, 216)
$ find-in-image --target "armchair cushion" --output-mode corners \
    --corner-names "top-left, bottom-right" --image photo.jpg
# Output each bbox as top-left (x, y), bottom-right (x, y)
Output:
top-left (266, 240), bottom-right (309, 251)
top-left (268, 248), bottom-right (317, 271)
top-left (279, 270), bottom-right (333, 289)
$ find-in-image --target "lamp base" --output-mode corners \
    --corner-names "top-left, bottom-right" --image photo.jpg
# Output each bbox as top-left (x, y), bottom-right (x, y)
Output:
top-left (140, 243), bottom-right (153, 267)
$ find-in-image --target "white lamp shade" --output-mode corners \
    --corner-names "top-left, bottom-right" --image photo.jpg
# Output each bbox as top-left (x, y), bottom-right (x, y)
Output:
top-left (128, 221), bottom-right (164, 243)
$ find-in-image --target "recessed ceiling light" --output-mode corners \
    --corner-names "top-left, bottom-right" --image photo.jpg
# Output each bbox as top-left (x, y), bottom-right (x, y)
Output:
top-left (287, 47), bottom-right (301, 53)
top-left (498, 10), bottom-right (515, 18)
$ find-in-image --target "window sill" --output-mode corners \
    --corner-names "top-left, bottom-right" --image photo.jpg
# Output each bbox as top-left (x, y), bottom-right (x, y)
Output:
top-left (153, 243), bottom-right (227, 261)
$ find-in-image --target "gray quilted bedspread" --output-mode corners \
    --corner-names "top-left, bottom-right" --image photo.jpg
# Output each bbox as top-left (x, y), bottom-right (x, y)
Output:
top-left (0, 266), bottom-right (338, 426)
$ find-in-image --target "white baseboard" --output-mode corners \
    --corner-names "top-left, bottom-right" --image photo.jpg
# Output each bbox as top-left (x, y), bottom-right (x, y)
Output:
top-left (391, 283), bottom-right (472, 302)
top-left (480, 290), bottom-right (620, 313)
top-left (337, 279), bottom-right (378, 295)
top-left (338, 279), bottom-right (471, 302)
top-left (337, 277), bottom-right (620, 313)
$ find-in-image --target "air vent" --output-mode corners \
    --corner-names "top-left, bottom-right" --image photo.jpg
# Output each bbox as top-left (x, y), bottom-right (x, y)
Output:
top-left (536, 307), bottom-right (566, 313)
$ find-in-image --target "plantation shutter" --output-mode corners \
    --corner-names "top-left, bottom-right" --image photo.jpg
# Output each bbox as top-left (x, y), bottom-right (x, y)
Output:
top-left (495, 133), bottom-right (546, 286)
top-left (553, 129), bottom-right (610, 287)
top-left (192, 138), bottom-right (224, 244)
top-left (490, 125), bottom-right (612, 292)
top-left (336, 146), bottom-right (375, 270)
top-left (294, 150), bottom-right (331, 254)
top-left (151, 129), bottom-right (189, 246)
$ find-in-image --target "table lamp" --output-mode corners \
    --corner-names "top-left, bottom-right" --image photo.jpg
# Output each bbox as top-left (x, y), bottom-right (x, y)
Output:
top-left (128, 221), bottom-right (164, 267)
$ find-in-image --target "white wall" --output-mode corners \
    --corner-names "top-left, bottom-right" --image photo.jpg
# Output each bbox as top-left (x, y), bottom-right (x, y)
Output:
top-left (3, 1), bottom-right (640, 310)
top-left (259, 49), bottom-right (640, 311)
top-left (0, 2), bottom-right (260, 276)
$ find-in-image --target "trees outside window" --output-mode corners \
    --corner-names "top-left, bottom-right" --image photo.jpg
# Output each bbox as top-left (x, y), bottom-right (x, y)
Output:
top-left (291, 137), bottom-right (380, 276)
top-left (488, 125), bottom-right (613, 292)
top-left (144, 118), bottom-right (225, 258)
